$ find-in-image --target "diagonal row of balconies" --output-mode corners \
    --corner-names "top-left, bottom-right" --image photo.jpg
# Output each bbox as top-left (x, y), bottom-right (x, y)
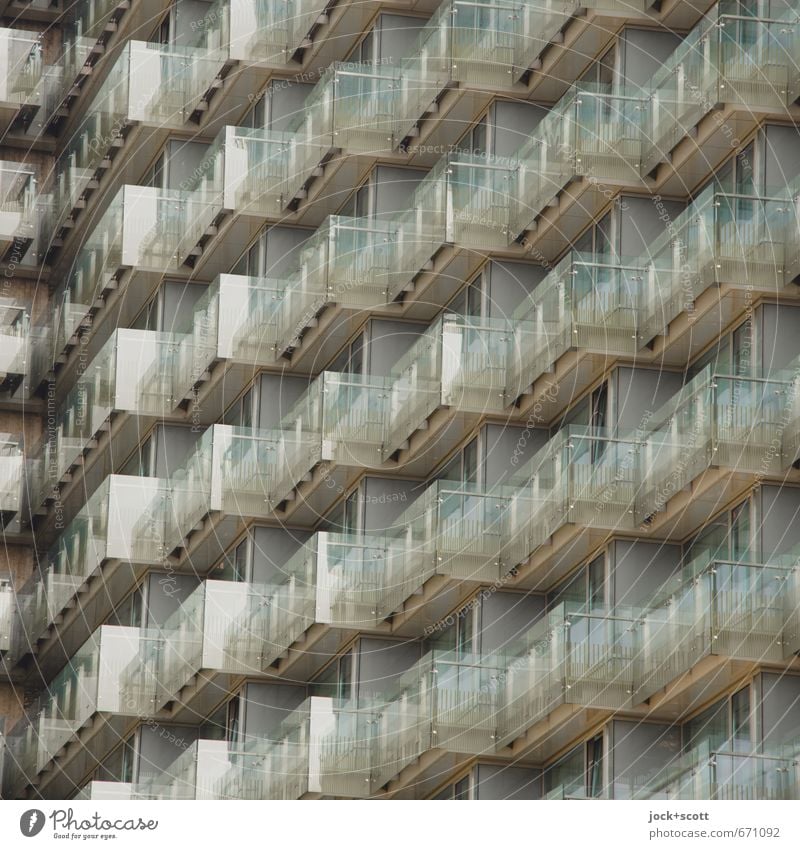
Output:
top-left (5, 343), bottom-right (800, 796)
top-left (30, 0), bottom-right (800, 403)
top-left (17, 165), bottom-right (800, 539)
top-left (44, 542), bottom-right (800, 800)
top-left (47, 0), bottom-right (604, 246)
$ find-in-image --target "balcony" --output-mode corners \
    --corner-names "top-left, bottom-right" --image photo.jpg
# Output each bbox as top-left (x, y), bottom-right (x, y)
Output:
top-left (13, 476), bottom-right (167, 660)
top-left (501, 427), bottom-right (641, 572)
top-left (24, 328), bottom-right (192, 515)
top-left (505, 252), bottom-right (643, 404)
top-left (636, 739), bottom-right (800, 800)
top-left (389, 479), bottom-right (510, 588)
top-left (190, 126), bottom-right (293, 227)
top-left (509, 84), bottom-right (647, 238)
top-left (215, 698), bottom-right (340, 800)
top-left (385, 314), bottom-right (513, 457)
top-left (386, 153), bottom-right (519, 301)
top-left (39, 184), bottom-right (216, 386)
top-left (0, 433), bottom-right (22, 521)
top-left (141, 410), bottom-right (391, 556)
top-left (634, 553), bottom-right (797, 704)
top-left (275, 216), bottom-right (395, 355)
top-left (0, 300), bottom-right (30, 394)
top-left (636, 362), bottom-right (800, 524)
top-left (44, 0), bottom-right (175, 133)
top-left (401, 0), bottom-right (557, 96)
top-left (116, 699), bottom-right (353, 800)
top-left (1, 625), bottom-right (153, 798)
top-left (184, 0), bottom-right (309, 67)
top-left (120, 593), bottom-right (204, 718)
top-left (0, 28), bottom-right (42, 132)
top-left (283, 62), bottom-right (401, 202)
top-left (396, 0), bottom-right (650, 147)
top-left (0, 162), bottom-right (39, 258)
top-left (642, 184), bottom-right (800, 343)
top-left (48, 42), bottom-right (224, 238)
top-left (643, 8), bottom-right (800, 176)
top-left (321, 650), bottom-right (504, 796)
top-left (499, 603), bottom-right (640, 747)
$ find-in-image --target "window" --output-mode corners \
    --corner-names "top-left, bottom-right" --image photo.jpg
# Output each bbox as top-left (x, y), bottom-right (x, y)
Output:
top-left (436, 436), bottom-right (480, 486)
top-left (447, 271), bottom-right (485, 318)
top-left (544, 735), bottom-right (605, 798)
top-left (107, 586), bottom-right (144, 627)
top-left (224, 386), bottom-right (257, 429)
top-left (433, 774), bottom-right (472, 800)
top-left (683, 688), bottom-right (753, 754)
top-left (312, 649), bottom-right (355, 701)
top-left (548, 555), bottom-right (606, 613)
top-left (329, 331), bottom-right (366, 376)
top-left (580, 44), bottom-right (617, 87)
top-left (459, 114), bottom-right (489, 156)
top-left (216, 537), bottom-right (250, 582)
top-left (687, 315), bottom-right (756, 381)
top-left (120, 433), bottom-right (153, 477)
top-left (686, 498), bottom-right (752, 564)
top-left (425, 599), bottom-right (478, 655)
top-left (347, 27), bottom-right (375, 64)
top-left (92, 738), bottom-right (135, 785)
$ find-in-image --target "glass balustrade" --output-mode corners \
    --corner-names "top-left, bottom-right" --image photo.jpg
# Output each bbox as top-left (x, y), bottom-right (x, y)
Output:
top-left (275, 217), bottom-right (394, 353)
top-left (323, 650), bottom-right (503, 795)
top-left (0, 300), bottom-right (30, 384)
top-left (644, 9), bottom-right (800, 175)
top-left (386, 479), bottom-right (512, 588)
top-left (195, 126), bottom-right (291, 221)
top-left (0, 162), bottom-right (37, 245)
top-left (386, 153), bottom-right (518, 299)
top-left (0, 433), bottom-right (22, 517)
top-left (636, 738), bottom-right (800, 800)
top-left (191, 273), bottom-right (284, 369)
top-left (132, 272), bottom-right (286, 403)
top-left (39, 185), bottom-right (215, 387)
top-left (278, 370), bottom-right (392, 474)
top-left (505, 252), bottom-right (643, 401)
top-left (50, 41), bottom-right (223, 228)
top-left (58, 0), bottom-right (128, 106)
top-left (25, 329), bottom-right (191, 512)
top-left (395, 0), bottom-right (536, 123)
top-left (636, 362), bottom-right (800, 522)
top-left (120, 589), bottom-right (204, 717)
top-left (385, 314), bottom-right (513, 455)
top-left (0, 29), bottom-right (42, 109)
top-left (276, 62), bottom-right (400, 203)
top-left (147, 423), bottom-right (318, 554)
top-left (510, 84), bottom-right (647, 237)
top-left (198, 571), bottom-right (316, 675)
top-left (499, 603), bottom-right (640, 744)
top-left (502, 426), bottom-right (642, 569)
top-left (0, 580), bottom-right (12, 653)
top-left (185, 0), bottom-right (301, 65)
top-left (215, 697), bottom-right (337, 799)
top-left (13, 476), bottom-right (167, 657)
top-left (634, 553), bottom-right (796, 702)
top-left (1, 625), bottom-right (150, 798)
top-left (642, 184), bottom-right (800, 341)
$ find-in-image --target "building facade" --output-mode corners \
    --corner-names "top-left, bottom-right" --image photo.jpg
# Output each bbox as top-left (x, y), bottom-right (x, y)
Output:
top-left (0, 0), bottom-right (799, 800)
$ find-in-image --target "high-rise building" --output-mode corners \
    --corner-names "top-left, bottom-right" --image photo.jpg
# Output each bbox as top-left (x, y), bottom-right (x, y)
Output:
top-left (0, 0), bottom-right (799, 802)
